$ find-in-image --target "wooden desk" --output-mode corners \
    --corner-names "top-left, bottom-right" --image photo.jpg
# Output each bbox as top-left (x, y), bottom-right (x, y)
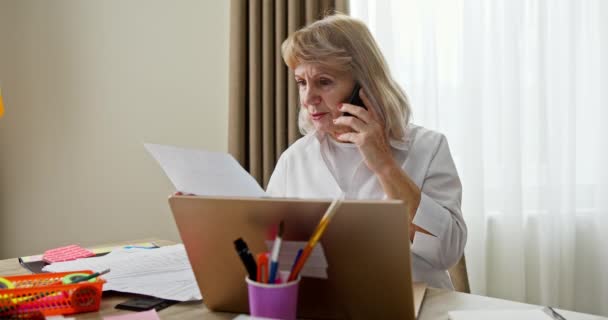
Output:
top-left (0, 239), bottom-right (604, 320)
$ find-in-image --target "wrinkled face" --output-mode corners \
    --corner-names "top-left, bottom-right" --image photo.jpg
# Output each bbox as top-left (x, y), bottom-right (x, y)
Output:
top-left (294, 63), bottom-right (357, 137)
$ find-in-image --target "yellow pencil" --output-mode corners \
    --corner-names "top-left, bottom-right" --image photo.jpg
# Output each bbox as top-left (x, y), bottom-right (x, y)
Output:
top-left (288, 197), bottom-right (342, 281)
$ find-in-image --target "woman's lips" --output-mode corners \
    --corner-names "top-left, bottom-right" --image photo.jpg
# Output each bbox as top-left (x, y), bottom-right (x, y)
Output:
top-left (311, 112), bottom-right (329, 120)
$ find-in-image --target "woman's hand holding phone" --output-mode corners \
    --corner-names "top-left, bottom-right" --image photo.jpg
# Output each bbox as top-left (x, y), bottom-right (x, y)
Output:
top-left (334, 89), bottom-right (395, 175)
top-left (342, 83), bottom-right (366, 116)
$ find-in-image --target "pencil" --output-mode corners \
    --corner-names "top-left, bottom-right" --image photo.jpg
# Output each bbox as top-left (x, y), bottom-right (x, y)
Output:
top-left (288, 198), bottom-right (342, 281)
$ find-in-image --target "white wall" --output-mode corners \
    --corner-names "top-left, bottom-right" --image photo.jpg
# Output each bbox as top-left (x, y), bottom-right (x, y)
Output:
top-left (0, 0), bottom-right (230, 259)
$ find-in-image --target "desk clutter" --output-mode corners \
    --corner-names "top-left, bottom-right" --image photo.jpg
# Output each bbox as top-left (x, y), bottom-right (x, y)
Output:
top-left (0, 270), bottom-right (107, 318)
top-left (19, 242), bottom-right (159, 274)
top-left (4, 242), bottom-right (196, 317)
top-left (43, 244), bottom-right (202, 302)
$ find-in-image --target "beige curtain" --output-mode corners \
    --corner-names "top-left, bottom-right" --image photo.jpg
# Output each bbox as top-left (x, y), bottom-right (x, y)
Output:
top-left (228, 0), bottom-right (348, 187)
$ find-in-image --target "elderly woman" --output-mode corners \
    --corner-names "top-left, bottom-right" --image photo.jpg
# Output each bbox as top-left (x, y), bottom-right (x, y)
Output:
top-left (265, 14), bottom-right (467, 290)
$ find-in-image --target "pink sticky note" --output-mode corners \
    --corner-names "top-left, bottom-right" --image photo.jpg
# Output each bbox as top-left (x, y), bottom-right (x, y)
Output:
top-left (42, 244), bottom-right (95, 263)
top-left (103, 309), bottom-right (161, 320)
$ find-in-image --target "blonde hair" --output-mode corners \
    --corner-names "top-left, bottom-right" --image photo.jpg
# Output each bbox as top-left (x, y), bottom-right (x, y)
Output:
top-left (281, 13), bottom-right (411, 140)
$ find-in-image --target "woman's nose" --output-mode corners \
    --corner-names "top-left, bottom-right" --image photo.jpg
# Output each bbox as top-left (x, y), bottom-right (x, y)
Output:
top-left (302, 86), bottom-right (322, 106)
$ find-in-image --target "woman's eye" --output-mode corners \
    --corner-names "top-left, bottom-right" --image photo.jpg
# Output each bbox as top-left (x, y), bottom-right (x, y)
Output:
top-left (295, 80), bottom-right (306, 87)
top-left (319, 78), bottom-right (332, 86)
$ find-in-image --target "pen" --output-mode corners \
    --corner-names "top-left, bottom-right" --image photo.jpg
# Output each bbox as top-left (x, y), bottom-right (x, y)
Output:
top-left (234, 238), bottom-right (258, 281)
top-left (69, 268), bottom-right (111, 284)
top-left (290, 248), bottom-right (303, 273)
top-left (268, 221), bottom-right (284, 284)
top-left (547, 306), bottom-right (567, 320)
top-left (257, 252), bottom-right (269, 284)
top-left (288, 197), bottom-right (342, 281)
top-left (123, 245), bottom-right (157, 249)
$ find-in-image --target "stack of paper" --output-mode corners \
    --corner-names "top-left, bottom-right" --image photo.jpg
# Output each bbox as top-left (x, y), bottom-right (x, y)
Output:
top-left (42, 245), bottom-right (201, 301)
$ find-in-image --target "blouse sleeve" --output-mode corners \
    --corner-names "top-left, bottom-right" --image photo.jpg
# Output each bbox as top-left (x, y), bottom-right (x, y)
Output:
top-left (410, 134), bottom-right (467, 270)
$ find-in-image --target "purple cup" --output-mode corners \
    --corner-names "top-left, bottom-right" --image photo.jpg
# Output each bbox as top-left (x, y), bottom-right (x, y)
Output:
top-left (246, 271), bottom-right (300, 320)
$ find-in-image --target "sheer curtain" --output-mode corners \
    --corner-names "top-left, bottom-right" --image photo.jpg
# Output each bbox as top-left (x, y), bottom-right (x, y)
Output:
top-left (352, 0), bottom-right (608, 316)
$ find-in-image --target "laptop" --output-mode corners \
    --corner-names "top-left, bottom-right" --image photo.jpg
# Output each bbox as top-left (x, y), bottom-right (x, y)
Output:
top-left (169, 195), bottom-right (416, 319)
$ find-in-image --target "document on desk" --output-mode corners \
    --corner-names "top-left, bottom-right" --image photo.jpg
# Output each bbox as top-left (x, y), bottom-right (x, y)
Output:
top-left (144, 143), bottom-right (266, 197)
top-left (42, 244), bottom-right (202, 301)
top-left (448, 309), bottom-right (554, 320)
top-left (413, 282), bottom-right (427, 318)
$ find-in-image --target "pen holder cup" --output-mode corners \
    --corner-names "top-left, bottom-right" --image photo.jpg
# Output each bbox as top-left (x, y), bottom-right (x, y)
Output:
top-left (246, 271), bottom-right (301, 320)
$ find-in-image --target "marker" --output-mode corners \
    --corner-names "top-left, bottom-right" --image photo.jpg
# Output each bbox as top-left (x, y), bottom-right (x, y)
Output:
top-left (289, 197), bottom-right (342, 281)
top-left (257, 252), bottom-right (269, 284)
top-left (234, 238), bottom-right (258, 281)
top-left (268, 221), bottom-right (284, 283)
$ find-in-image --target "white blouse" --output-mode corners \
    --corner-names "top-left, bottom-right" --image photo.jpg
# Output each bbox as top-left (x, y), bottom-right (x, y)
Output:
top-left (266, 124), bottom-right (467, 289)
top-left (324, 137), bottom-right (363, 191)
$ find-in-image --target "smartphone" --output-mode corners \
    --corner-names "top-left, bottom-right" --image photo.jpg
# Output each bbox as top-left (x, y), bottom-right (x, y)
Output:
top-left (343, 83), bottom-right (366, 116)
top-left (115, 296), bottom-right (178, 312)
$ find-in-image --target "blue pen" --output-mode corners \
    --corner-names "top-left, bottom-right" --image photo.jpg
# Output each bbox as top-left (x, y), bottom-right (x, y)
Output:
top-left (290, 248), bottom-right (303, 273)
top-left (268, 221), bottom-right (284, 284)
top-left (123, 245), bottom-right (157, 249)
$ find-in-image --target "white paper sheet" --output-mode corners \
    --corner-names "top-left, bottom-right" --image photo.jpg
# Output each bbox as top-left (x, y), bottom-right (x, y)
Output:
top-left (448, 309), bottom-right (554, 320)
top-left (264, 240), bottom-right (328, 279)
top-left (42, 245), bottom-right (201, 301)
top-left (144, 143), bottom-right (266, 197)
